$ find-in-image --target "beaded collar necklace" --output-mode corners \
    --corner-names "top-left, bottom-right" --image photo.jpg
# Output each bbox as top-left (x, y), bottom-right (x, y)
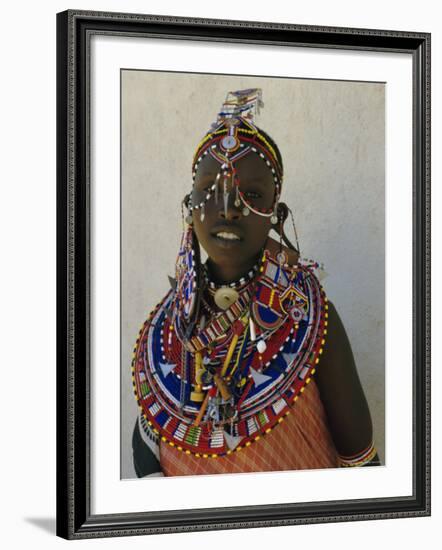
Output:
top-left (132, 249), bottom-right (328, 458)
top-left (204, 261), bottom-right (259, 291)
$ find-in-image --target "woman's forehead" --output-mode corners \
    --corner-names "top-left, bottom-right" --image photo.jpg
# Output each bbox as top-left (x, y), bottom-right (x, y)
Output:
top-left (195, 153), bottom-right (274, 182)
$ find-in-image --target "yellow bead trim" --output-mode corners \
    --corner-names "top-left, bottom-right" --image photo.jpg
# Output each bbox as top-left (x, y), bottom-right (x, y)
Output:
top-left (134, 285), bottom-right (329, 460)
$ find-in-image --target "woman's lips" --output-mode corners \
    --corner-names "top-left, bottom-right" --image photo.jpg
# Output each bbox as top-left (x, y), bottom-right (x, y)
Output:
top-left (215, 231), bottom-right (241, 241)
top-left (210, 227), bottom-right (243, 247)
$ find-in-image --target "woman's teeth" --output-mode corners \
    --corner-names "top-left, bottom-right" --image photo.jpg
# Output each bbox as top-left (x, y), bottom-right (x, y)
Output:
top-left (216, 232), bottom-right (240, 240)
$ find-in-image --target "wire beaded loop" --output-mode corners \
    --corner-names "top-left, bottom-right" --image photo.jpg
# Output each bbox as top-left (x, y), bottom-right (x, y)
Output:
top-left (189, 89), bottom-right (283, 218)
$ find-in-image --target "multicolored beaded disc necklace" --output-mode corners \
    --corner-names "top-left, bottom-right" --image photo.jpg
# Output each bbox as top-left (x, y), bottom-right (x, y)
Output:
top-left (132, 249), bottom-right (328, 458)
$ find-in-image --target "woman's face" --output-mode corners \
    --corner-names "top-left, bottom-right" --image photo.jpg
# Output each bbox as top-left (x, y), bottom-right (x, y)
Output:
top-left (191, 151), bottom-right (276, 280)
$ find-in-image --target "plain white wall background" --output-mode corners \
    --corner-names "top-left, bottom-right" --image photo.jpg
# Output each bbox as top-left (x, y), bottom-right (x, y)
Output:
top-left (0, 0), bottom-right (439, 548)
top-left (121, 71), bottom-right (385, 477)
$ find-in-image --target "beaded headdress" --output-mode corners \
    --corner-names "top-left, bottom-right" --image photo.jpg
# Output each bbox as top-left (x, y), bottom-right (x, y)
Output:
top-left (189, 88), bottom-right (283, 221)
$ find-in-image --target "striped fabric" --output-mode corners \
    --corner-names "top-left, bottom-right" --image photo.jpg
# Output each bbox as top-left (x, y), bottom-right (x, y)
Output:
top-left (160, 379), bottom-right (339, 476)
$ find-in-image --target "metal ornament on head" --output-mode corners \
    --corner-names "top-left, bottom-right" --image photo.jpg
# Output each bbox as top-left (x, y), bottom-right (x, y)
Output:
top-left (190, 88), bottom-right (283, 220)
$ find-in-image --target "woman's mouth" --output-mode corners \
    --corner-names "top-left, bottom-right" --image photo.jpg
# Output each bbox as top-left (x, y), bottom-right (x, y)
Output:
top-left (210, 227), bottom-right (243, 248)
top-left (215, 231), bottom-right (241, 241)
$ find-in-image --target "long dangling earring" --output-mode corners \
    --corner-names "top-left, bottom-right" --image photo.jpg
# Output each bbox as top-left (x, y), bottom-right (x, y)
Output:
top-left (287, 206), bottom-right (301, 256)
top-left (174, 197), bottom-right (201, 324)
top-left (274, 203), bottom-right (301, 262)
top-left (275, 205), bottom-right (287, 268)
top-left (271, 201), bottom-right (279, 225)
top-left (182, 193), bottom-right (193, 225)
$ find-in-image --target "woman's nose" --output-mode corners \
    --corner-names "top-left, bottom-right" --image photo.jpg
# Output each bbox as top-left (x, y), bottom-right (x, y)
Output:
top-left (219, 204), bottom-right (241, 220)
top-left (217, 183), bottom-right (241, 220)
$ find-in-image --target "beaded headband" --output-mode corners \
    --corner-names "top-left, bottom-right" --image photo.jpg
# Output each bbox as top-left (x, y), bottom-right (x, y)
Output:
top-left (190, 89), bottom-right (283, 221)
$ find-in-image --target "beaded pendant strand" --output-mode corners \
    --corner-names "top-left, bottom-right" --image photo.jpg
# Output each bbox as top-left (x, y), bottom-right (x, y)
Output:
top-left (132, 250), bottom-right (328, 458)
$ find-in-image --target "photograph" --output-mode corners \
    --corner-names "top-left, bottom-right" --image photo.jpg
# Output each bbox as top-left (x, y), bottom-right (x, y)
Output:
top-left (1, 0), bottom-right (439, 547)
top-left (122, 75), bottom-right (385, 478)
top-left (55, 8), bottom-right (430, 539)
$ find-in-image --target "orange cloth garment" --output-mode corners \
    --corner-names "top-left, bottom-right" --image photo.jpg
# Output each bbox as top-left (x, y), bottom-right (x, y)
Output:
top-left (159, 378), bottom-right (339, 476)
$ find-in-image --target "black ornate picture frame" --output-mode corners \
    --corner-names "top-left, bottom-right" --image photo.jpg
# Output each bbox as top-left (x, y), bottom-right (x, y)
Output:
top-left (56, 9), bottom-right (430, 539)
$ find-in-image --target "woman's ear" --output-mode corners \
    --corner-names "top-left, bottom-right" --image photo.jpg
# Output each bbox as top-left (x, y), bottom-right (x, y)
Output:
top-left (277, 202), bottom-right (289, 224)
top-left (183, 193), bottom-right (191, 208)
top-left (275, 202), bottom-right (300, 259)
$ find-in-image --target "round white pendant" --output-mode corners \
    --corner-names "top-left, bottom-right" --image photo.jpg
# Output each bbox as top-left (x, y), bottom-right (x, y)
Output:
top-left (221, 135), bottom-right (238, 150)
top-left (214, 287), bottom-right (239, 310)
top-left (257, 340), bottom-right (267, 354)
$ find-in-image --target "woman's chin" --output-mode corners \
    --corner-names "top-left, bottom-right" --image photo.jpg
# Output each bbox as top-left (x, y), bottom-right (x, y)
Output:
top-left (210, 234), bottom-right (244, 250)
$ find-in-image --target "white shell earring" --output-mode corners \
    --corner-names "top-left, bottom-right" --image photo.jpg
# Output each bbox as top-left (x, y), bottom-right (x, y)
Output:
top-left (271, 203), bottom-right (279, 224)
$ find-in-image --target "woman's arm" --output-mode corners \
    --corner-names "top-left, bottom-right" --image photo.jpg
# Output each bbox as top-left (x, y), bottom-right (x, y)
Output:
top-left (132, 416), bottom-right (164, 477)
top-left (315, 301), bottom-right (380, 466)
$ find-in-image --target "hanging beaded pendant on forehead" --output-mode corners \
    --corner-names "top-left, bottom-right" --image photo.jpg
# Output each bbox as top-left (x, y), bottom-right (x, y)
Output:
top-left (221, 135), bottom-right (239, 151)
top-left (190, 142), bottom-right (281, 220)
top-left (189, 89), bottom-right (283, 219)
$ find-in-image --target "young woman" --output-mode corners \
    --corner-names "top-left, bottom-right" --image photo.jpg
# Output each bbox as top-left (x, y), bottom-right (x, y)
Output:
top-left (131, 88), bottom-right (380, 477)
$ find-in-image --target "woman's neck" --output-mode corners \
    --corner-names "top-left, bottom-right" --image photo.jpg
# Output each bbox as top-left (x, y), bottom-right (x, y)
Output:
top-left (205, 255), bottom-right (260, 286)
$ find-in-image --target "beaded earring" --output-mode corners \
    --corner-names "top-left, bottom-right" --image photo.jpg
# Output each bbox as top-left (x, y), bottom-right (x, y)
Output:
top-left (182, 194), bottom-right (193, 225)
top-left (172, 197), bottom-right (202, 329)
top-left (272, 202), bottom-right (301, 257)
top-left (270, 200), bottom-right (279, 225)
top-left (287, 206), bottom-right (301, 256)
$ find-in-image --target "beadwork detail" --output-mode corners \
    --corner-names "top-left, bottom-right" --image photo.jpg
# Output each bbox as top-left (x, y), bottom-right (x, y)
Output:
top-left (189, 89), bottom-right (283, 220)
top-left (132, 249), bottom-right (328, 457)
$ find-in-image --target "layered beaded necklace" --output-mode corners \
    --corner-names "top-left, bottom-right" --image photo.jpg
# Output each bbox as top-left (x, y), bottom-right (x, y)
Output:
top-left (204, 261), bottom-right (259, 290)
top-left (132, 249), bottom-right (328, 458)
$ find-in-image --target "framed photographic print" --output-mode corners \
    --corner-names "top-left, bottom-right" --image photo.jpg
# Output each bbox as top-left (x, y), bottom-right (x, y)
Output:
top-left (56, 9), bottom-right (430, 539)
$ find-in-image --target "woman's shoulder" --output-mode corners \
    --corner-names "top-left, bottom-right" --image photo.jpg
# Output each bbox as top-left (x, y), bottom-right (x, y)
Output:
top-left (265, 236), bottom-right (299, 267)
